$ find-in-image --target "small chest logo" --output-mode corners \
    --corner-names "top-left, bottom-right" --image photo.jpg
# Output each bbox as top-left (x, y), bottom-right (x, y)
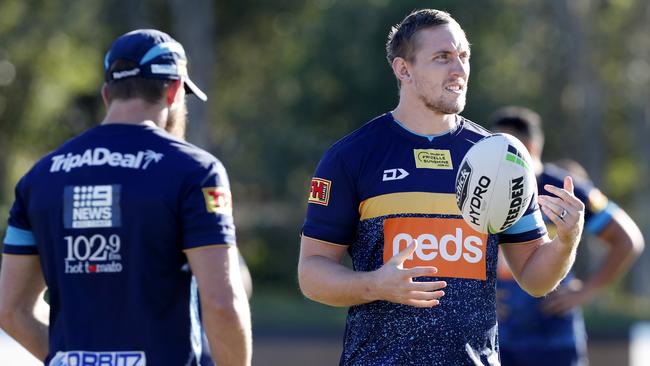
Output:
top-left (64, 185), bottom-right (121, 229)
top-left (382, 168), bottom-right (409, 181)
top-left (413, 149), bottom-right (453, 170)
top-left (308, 178), bottom-right (331, 206)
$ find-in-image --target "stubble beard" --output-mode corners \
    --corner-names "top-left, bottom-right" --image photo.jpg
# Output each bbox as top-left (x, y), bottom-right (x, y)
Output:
top-left (165, 99), bottom-right (188, 139)
top-left (415, 77), bottom-right (467, 115)
top-left (420, 92), bottom-right (466, 115)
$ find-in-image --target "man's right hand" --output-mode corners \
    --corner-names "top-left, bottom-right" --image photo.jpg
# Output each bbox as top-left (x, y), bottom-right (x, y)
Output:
top-left (370, 239), bottom-right (447, 308)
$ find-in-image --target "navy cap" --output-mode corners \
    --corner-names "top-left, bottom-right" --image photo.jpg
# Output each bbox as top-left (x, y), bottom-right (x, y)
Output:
top-left (104, 29), bottom-right (207, 101)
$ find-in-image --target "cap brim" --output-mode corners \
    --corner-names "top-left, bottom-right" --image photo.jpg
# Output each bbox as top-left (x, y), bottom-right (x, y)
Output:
top-left (184, 78), bottom-right (208, 101)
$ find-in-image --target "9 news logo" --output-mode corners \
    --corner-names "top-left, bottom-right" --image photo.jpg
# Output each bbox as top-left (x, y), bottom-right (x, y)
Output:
top-left (63, 185), bottom-right (121, 229)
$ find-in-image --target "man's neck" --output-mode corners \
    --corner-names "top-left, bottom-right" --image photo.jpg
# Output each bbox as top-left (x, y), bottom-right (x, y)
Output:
top-left (102, 99), bottom-right (167, 129)
top-left (392, 99), bottom-right (458, 136)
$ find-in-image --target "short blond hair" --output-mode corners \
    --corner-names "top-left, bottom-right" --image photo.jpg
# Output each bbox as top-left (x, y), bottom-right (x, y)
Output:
top-left (386, 9), bottom-right (462, 64)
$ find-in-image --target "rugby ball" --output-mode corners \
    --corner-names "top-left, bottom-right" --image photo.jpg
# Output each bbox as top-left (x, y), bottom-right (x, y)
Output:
top-left (455, 133), bottom-right (536, 234)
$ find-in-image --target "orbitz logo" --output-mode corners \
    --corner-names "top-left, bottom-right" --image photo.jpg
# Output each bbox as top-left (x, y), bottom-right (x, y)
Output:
top-left (50, 148), bottom-right (163, 173)
top-left (49, 350), bottom-right (145, 365)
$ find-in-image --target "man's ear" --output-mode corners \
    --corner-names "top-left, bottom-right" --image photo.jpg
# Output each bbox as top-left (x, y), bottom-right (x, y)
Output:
top-left (391, 57), bottom-right (412, 85)
top-left (166, 79), bottom-right (184, 106)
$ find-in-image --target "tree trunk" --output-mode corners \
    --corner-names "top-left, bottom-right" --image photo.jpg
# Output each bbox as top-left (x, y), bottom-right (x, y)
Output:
top-left (551, 0), bottom-right (604, 184)
top-left (624, 0), bottom-right (650, 298)
top-left (550, 0), bottom-right (604, 282)
top-left (169, 0), bottom-right (216, 149)
top-left (630, 104), bottom-right (650, 297)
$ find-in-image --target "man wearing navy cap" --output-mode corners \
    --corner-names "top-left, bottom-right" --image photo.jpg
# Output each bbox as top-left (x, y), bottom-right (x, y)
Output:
top-left (0, 29), bottom-right (252, 366)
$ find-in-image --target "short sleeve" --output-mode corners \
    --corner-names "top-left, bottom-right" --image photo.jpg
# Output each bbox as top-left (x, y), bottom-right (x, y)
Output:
top-left (302, 149), bottom-right (360, 245)
top-left (3, 176), bottom-right (39, 255)
top-left (181, 160), bottom-right (236, 249)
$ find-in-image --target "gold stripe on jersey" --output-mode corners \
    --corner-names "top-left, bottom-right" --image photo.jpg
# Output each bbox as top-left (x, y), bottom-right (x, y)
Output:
top-left (359, 192), bottom-right (461, 220)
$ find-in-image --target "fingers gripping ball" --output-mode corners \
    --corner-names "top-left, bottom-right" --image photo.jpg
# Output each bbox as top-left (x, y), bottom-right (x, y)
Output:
top-left (455, 133), bottom-right (536, 234)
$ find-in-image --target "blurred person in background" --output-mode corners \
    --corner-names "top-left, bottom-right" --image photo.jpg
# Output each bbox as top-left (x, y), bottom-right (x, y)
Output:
top-left (298, 9), bottom-right (585, 365)
top-left (164, 71), bottom-right (254, 302)
top-left (165, 69), bottom-right (254, 366)
top-left (490, 106), bottom-right (645, 366)
top-left (0, 29), bottom-right (252, 365)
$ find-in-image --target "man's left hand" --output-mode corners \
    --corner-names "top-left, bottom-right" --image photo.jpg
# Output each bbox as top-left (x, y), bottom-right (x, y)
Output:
top-left (538, 176), bottom-right (585, 249)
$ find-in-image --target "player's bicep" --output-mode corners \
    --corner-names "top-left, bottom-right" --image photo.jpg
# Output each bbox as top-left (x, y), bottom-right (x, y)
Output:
top-left (500, 237), bottom-right (545, 280)
top-left (298, 236), bottom-right (349, 292)
top-left (186, 245), bottom-right (243, 304)
top-left (299, 235), bottom-right (348, 264)
top-left (0, 254), bottom-right (46, 313)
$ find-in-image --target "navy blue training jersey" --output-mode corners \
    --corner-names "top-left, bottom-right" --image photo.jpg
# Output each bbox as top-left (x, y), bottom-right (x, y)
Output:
top-left (497, 163), bottom-right (617, 352)
top-left (3, 124), bottom-right (235, 366)
top-left (302, 113), bottom-right (547, 365)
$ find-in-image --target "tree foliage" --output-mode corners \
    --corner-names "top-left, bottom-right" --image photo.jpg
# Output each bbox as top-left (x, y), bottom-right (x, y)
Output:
top-left (1, 0), bottom-right (649, 296)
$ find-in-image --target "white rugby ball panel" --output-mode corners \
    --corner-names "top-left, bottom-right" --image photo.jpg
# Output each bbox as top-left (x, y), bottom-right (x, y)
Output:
top-left (455, 133), bottom-right (535, 234)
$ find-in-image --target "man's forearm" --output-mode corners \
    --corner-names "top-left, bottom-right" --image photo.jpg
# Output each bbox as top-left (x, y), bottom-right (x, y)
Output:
top-left (583, 211), bottom-right (646, 294)
top-left (516, 176), bottom-right (584, 297)
top-left (0, 255), bottom-right (48, 361)
top-left (298, 255), bottom-right (376, 307)
top-left (517, 236), bottom-right (578, 297)
top-left (203, 297), bottom-right (252, 366)
top-left (0, 309), bottom-right (48, 361)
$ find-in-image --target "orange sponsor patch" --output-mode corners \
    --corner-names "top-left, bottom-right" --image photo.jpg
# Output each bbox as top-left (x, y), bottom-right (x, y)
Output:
top-left (202, 187), bottom-right (233, 215)
top-left (383, 217), bottom-right (488, 280)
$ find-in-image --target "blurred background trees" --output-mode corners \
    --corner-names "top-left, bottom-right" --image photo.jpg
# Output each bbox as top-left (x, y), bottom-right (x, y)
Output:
top-left (1, 0), bottom-right (649, 354)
